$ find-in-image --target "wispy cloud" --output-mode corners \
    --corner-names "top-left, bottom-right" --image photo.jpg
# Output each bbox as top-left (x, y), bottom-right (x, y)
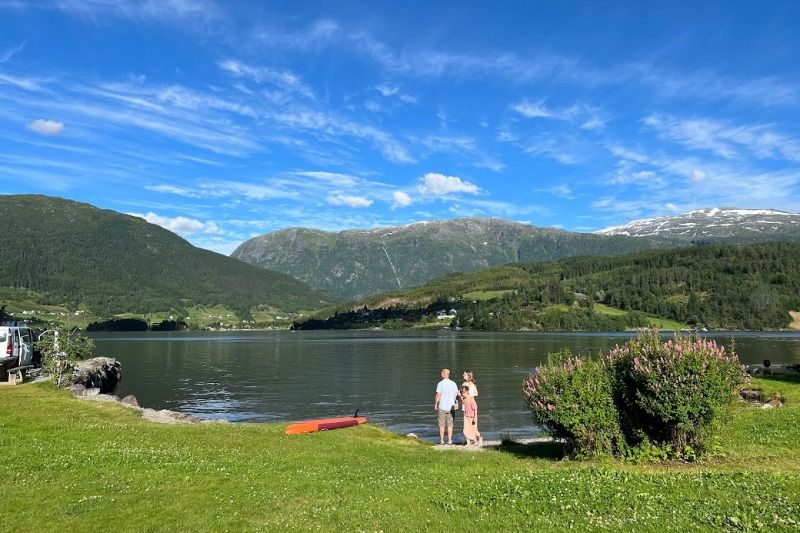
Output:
top-left (512, 99), bottom-right (608, 130)
top-left (375, 83), bottom-right (416, 104)
top-left (36, 0), bottom-right (223, 25)
top-left (0, 40), bottom-right (25, 63)
top-left (412, 134), bottom-right (504, 172)
top-left (218, 59), bottom-right (314, 99)
top-left (251, 18), bottom-right (340, 51)
top-left (644, 113), bottom-right (800, 162)
top-left (0, 72), bottom-right (43, 91)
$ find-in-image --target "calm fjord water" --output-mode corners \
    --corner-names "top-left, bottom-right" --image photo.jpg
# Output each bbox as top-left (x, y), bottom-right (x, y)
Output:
top-left (94, 330), bottom-right (800, 441)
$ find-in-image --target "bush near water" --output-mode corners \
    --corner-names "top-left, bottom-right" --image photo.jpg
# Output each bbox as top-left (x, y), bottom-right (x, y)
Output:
top-left (524, 332), bottom-right (746, 458)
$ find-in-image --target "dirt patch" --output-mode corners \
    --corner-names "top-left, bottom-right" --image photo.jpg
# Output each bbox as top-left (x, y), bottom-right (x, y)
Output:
top-left (788, 311), bottom-right (800, 330)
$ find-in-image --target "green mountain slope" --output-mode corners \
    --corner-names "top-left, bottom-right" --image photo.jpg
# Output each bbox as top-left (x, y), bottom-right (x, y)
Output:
top-left (294, 242), bottom-right (800, 331)
top-left (232, 218), bottom-right (672, 299)
top-left (0, 195), bottom-right (337, 317)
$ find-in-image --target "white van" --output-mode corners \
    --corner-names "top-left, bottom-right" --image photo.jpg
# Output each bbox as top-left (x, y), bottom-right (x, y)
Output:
top-left (0, 325), bottom-right (38, 371)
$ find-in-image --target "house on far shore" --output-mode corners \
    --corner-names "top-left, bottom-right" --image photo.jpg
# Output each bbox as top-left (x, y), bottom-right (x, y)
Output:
top-left (573, 292), bottom-right (588, 301)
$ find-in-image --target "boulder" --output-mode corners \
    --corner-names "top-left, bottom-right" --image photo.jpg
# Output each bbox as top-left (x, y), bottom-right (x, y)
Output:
top-left (141, 408), bottom-right (201, 424)
top-left (71, 357), bottom-right (122, 394)
top-left (120, 394), bottom-right (140, 407)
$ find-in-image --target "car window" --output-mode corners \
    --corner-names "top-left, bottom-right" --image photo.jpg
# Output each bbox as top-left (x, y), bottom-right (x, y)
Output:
top-left (20, 330), bottom-right (32, 343)
top-left (0, 332), bottom-right (6, 343)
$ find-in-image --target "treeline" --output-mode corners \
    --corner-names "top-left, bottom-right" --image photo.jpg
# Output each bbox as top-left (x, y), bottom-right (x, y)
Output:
top-left (294, 243), bottom-right (800, 331)
top-left (549, 242), bottom-right (800, 329)
top-left (85, 318), bottom-right (187, 332)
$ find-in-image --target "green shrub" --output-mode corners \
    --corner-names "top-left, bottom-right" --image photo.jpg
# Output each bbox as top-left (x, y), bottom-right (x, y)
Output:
top-left (605, 331), bottom-right (745, 453)
top-left (523, 350), bottom-right (623, 457)
top-left (35, 329), bottom-right (95, 387)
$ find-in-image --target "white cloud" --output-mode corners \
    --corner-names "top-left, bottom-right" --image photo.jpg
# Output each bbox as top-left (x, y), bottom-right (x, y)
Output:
top-left (391, 190), bottom-right (412, 208)
top-left (27, 119), bottom-right (64, 135)
top-left (326, 193), bottom-right (373, 208)
top-left (129, 211), bottom-right (222, 235)
top-left (417, 172), bottom-right (481, 197)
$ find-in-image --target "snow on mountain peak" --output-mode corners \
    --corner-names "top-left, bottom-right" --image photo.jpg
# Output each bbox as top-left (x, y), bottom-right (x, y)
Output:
top-left (597, 207), bottom-right (800, 239)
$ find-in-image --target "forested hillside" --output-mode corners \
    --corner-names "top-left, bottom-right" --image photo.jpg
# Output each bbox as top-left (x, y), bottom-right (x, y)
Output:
top-left (294, 243), bottom-right (800, 331)
top-left (0, 195), bottom-right (337, 317)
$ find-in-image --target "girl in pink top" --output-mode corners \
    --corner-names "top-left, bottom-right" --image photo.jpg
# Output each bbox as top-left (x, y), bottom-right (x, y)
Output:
top-left (460, 385), bottom-right (482, 446)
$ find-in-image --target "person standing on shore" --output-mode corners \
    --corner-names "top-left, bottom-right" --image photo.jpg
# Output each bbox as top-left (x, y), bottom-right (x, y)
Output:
top-left (434, 368), bottom-right (459, 445)
top-left (462, 370), bottom-right (478, 398)
top-left (461, 370), bottom-right (482, 446)
top-left (460, 385), bottom-right (481, 446)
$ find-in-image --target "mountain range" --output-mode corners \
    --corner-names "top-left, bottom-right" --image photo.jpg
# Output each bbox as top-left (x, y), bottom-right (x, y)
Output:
top-left (0, 195), bottom-right (336, 317)
top-left (231, 218), bottom-right (671, 300)
top-left (232, 208), bottom-right (800, 299)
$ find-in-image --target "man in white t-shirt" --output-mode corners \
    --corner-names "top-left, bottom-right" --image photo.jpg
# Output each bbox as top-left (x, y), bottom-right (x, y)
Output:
top-left (434, 368), bottom-right (459, 445)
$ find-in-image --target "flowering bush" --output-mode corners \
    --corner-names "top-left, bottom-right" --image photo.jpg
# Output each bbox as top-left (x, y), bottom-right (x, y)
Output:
top-left (605, 331), bottom-right (745, 452)
top-left (523, 350), bottom-right (623, 457)
top-left (524, 332), bottom-right (745, 459)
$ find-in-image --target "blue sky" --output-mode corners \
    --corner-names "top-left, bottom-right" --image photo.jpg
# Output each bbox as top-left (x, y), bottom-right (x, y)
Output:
top-left (2, 1), bottom-right (800, 254)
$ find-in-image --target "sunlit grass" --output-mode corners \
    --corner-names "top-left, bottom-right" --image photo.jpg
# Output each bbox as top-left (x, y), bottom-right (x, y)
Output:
top-left (0, 378), bottom-right (798, 531)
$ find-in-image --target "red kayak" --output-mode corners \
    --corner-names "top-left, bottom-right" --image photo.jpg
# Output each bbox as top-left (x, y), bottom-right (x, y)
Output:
top-left (284, 416), bottom-right (367, 435)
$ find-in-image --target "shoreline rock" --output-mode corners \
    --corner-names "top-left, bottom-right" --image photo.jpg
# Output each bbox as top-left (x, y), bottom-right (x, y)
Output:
top-left (75, 392), bottom-right (227, 425)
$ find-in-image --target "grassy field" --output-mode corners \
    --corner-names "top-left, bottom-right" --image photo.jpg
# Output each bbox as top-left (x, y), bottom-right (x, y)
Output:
top-left (462, 289), bottom-right (516, 301)
top-left (593, 303), bottom-right (688, 331)
top-left (1, 378), bottom-right (799, 531)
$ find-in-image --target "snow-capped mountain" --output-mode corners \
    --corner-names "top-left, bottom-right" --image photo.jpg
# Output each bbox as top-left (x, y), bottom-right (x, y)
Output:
top-left (597, 208), bottom-right (800, 240)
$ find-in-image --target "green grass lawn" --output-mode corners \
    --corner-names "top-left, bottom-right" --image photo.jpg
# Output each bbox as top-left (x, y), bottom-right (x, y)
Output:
top-left (1, 378), bottom-right (799, 531)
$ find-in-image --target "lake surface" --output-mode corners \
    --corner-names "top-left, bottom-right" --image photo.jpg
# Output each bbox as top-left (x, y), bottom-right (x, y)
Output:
top-left (93, 330), bottom-right (800, 442)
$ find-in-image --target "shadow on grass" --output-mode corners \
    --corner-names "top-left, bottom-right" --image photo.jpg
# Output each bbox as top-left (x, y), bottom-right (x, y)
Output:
top-left (755, 373), bottom-right (800, 386)
top-left (496, 440), bottom-right (566, 460)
